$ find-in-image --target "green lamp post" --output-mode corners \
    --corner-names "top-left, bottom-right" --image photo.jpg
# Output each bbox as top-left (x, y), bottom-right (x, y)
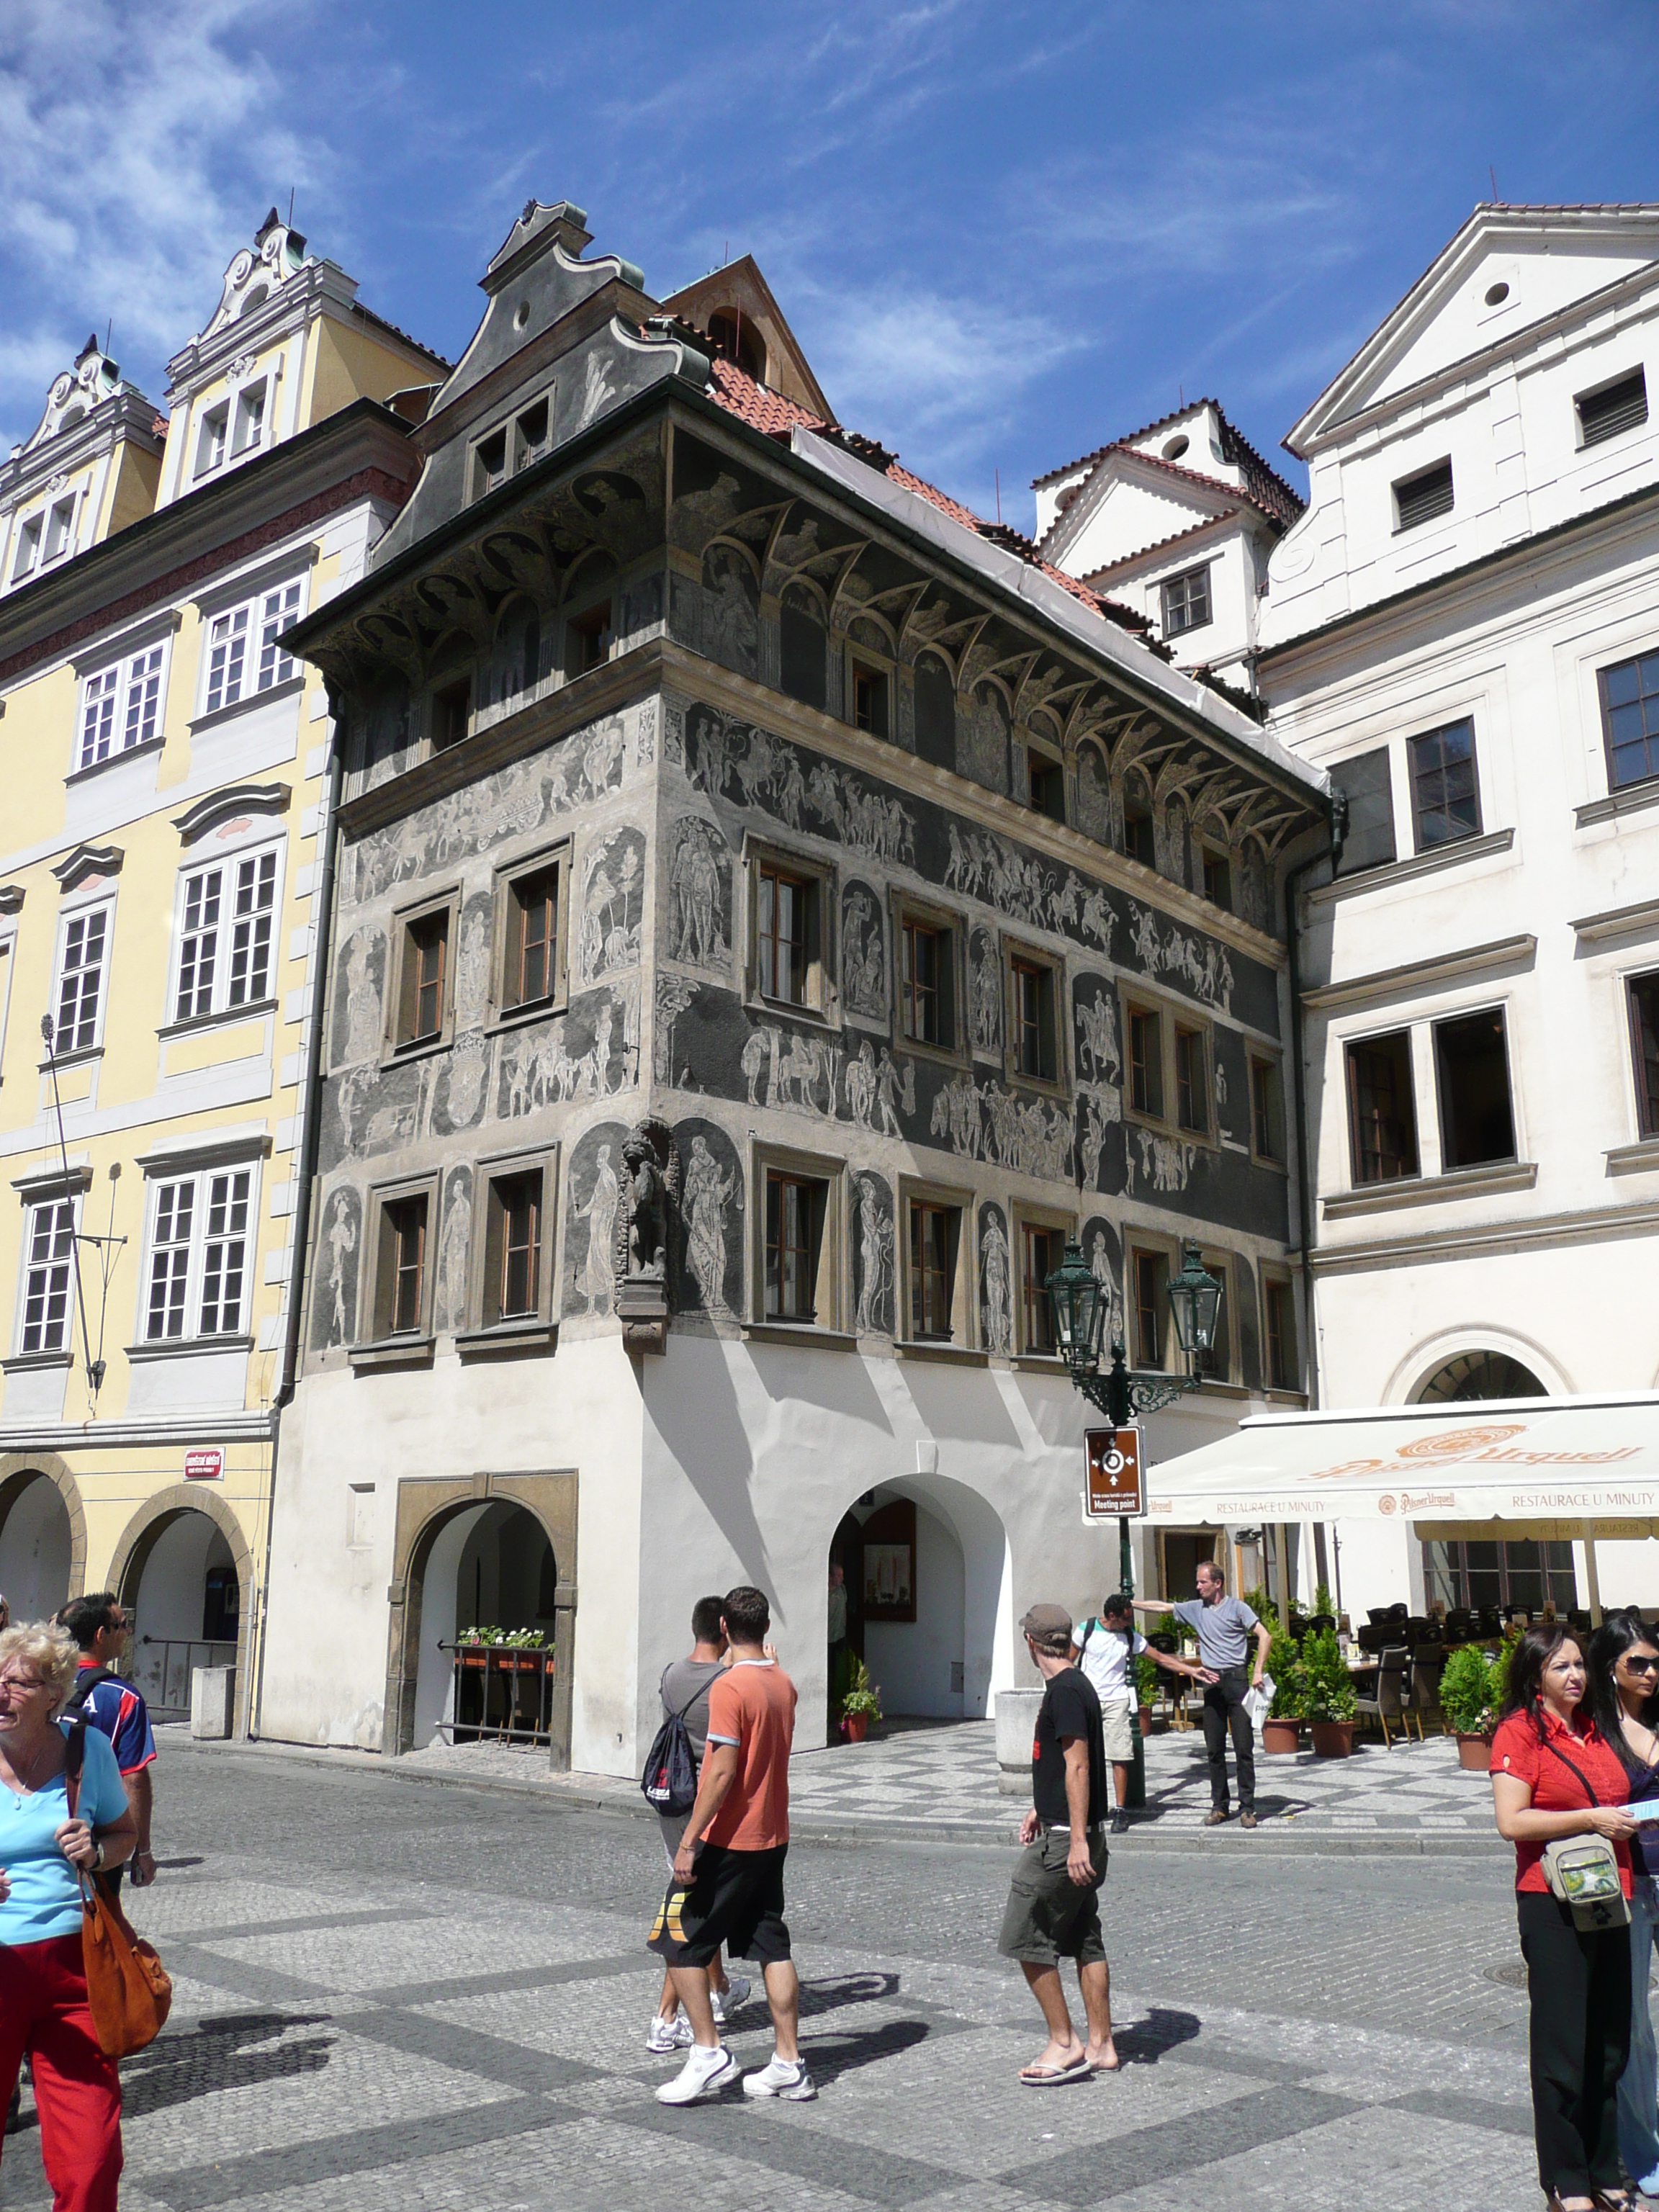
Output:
top-left (1046, 1237), bottom-right (1224, 1806)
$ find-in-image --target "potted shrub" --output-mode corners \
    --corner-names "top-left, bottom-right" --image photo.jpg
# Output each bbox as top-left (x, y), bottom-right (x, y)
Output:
top-left (1262, 1623), bottom-right (1304, 1755)
top-left (1133, 1649), bottom-right (1159, 1736)
top-left (1441, 1644), bottom-right (1499, 1770)
top-left (1301, 1627), bottom-right (1357, 1757)
top-left (839, 1658), bottom-right (883, 1744)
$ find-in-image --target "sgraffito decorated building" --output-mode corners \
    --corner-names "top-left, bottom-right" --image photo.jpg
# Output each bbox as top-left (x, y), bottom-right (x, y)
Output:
top-left (0, 213), bottom-right (446, 1725)
top-left (254, 199), bottom-right (1331, 1771)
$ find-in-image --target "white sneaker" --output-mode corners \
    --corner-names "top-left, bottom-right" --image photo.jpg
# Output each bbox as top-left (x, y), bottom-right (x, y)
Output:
top-left (742, 2056), bottom-right (816, 2101)
top-left (645, 2015), bottom-right (693, 2054)
top-left (655, 2044), bottom-right (738, 2105)
top-left (710, 1975), bottom-right (751, 2023)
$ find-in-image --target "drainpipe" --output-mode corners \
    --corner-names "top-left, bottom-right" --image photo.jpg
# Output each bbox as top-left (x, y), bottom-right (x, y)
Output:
top-left (1284, 788), bottom-right (1346, 1414)
top-left (252, 693), bottom-right (345, 1737)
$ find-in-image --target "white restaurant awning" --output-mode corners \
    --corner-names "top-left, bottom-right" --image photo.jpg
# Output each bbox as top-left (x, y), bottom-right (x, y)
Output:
top-left (1146, 1393), bottom-right (1659, 1535)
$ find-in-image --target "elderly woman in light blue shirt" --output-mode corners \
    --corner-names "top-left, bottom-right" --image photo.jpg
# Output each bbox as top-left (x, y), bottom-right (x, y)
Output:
top-left (0, 1619), bottom-right (135, 2212)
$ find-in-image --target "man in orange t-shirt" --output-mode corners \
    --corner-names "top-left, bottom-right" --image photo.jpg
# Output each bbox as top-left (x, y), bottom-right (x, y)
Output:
top-left (647, 1584), bottom-right (813, 2105)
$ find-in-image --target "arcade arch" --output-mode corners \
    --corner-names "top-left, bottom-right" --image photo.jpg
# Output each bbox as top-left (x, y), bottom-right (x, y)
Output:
top-left (0, 1456), bottom-right (82, 1622)
top-left (109, 1488), bottom-right (252, 1722)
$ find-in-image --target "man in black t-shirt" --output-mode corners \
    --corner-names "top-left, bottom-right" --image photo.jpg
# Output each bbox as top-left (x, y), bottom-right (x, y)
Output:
top-left (997, 1604), bottom-right (1116, 2084)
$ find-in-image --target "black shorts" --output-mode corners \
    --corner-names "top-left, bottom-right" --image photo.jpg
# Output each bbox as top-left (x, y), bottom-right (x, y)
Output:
top-left (647, 1841), bottom-right (791, 1968)
top-left (997, 1828), bottom-right (1108, 1966)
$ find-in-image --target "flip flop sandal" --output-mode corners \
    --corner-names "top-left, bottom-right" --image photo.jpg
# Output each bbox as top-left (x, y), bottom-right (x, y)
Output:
top-left (1020, 2058), bottom-right (1091, 2086)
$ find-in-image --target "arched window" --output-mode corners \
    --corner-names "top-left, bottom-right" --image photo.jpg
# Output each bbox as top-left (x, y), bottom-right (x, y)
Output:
top-left (914, 653), bottom-right (956, 770)
top-left (239, 282), bottom-right (269, 319)
top-left (779, 581), bottom-right (827, 711)
top-left (1414, 1352), bottom-right (1546, 1403)
top-left (708, 309), bottom-right (767, 382)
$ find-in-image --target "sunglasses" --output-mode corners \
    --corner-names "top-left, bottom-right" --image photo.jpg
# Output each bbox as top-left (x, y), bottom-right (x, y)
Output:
top-left (1622, 1655), bottom-right (1659, 1674)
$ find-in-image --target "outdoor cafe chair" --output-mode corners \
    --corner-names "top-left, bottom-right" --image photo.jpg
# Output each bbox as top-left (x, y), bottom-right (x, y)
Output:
top-left (1354, 1645), bottom-right (1421, 1748)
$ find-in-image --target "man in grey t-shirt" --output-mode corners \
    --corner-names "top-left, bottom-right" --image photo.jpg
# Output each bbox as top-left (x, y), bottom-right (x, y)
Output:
top-left (1133, 1563), bottom-right (1272, 1828)
top-left (647, 1597), bottom-right (750, 2052)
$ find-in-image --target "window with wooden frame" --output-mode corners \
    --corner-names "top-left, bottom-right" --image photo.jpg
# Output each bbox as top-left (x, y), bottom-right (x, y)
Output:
top-left (1600, 649), bottom-right (1659, 792)
top-left (1201, 848), bottom-right (1232, 912)
top-left (142, 1166), bottom-right (255, 1342)
top-left (892, 894), bottom-right (963, 1059)
top-left (50, 902), bottom-right (112, 1056)
top-left (1629, 972), bottom-right (1659, 1140)
top-left (1129, 1246), bottom-right (1170, 1371)
top-left (492, 844), bottom-right (570, 1023)
top-left (1345, 1030), bottom-right (1419, 1183)
top-left (1331, 746), bottom-right (1397, 874)
top-left (1128, 1003), bottom-right (1163, 1119)
top-left (746, 842), bottom-right (833, 1017)
top-left (565, 596), bottom-right (613, 679)
top-left (1004, 943), bottom-right (1062, 1089)
top-left (1121, 781), bottom-right (1156, 869)
top-left (431, 675), bottom-right (472, 752)
top-left (850, 660), bottom-right (889, 739)
top-left (388, 894), bottom-right (458, 1056)
top-left (751, 1144), bottom-right (843, 1331)
top-left (1434, 1008), bottom-right (1516, 1170)
top-left (1027, 747), bottom-right (1066, 824)
top-left (1174, 1023), bottom-right (1208, 1136)
top-left (1161, 563), bottom-right (1212, 637)
top-left (1263, 1274), bottom-right (1298, 1393)
top-left (899, 1180), bottom-right (972, 1346)
top-left (1193, 1251), bottom-right (1231, 1382)
top-left (1016, 1214), bottom-right (1071, 1356)
top-left (17, 1195), bottom-right (78, 1355)
top-left (1249, 1053), bottom-right (1285, 1165)
top-left (369, 1184), bottom-right (434, 1340)
top-left (1408, 717), bottom-right (1481, 850)
top-left (476, 1158), bottom-right (556, 1331)
top-left (76, 639), bottom-right (168, 770)
top-left (171, 845), bottom-right (280, 1024)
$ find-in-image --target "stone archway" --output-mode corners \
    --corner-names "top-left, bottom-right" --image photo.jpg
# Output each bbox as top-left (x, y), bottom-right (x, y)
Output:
top-left (107, 1486), bottom-right (254, 1729)
top-left (0, 1452), bottom-right (86, 1611)
top-left (385, 1470), bottom-right (577, 1767)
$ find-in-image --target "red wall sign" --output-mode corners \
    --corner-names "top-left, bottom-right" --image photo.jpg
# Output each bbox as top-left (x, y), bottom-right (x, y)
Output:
top-left (184, 1447), bottom-right (225, 1483)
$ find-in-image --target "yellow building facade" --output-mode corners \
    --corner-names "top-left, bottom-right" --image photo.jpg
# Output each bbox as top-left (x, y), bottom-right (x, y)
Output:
top-left (0, 212), bottom-right (444, 1727)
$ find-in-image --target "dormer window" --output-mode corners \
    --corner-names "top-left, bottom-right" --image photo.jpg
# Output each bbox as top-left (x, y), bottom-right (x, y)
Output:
top-left (708, 310), bottom-right (766, 382)
top-left (1161, 563), bottom-right (1211, 637)
top-left (195, 402), bottom-right (230, 478)
top-left (232, 382), bottom-right (266, 456)
top-left (1577, 368), bottom-right (1647, 450)
top-left (1393, 458), bottom-right (1454, 533)
top-left (12, 516), bottom-right (42, 581)
top-left (514, 397), bottom-right (549, 470)
top-left (43, 495), bottom-right (76, 565)
top-left (473, 427), bottom-right (508, 500)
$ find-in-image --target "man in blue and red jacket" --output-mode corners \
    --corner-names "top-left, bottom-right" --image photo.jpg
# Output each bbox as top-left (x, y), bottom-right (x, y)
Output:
top-left (58, 1592), bottom-right (157, 1889)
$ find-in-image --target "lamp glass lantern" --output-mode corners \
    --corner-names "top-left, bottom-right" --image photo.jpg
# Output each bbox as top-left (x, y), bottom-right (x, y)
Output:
top-left (1045, 1241), bottom-right (1109, 1380)
top-left (1167, 1238), bottom-right (1223, 1364)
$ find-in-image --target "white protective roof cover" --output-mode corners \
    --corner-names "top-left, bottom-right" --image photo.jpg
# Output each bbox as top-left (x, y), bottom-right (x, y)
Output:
top-left (1148, 1395), bottom-right (1659, 1538)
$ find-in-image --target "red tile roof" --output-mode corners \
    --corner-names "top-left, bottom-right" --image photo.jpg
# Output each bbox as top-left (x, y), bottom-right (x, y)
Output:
top-left (700, 354), bottom-right (1156, 638)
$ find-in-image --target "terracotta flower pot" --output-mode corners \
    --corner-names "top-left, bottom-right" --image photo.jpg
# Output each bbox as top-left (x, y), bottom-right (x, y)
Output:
top-left (843, 1712), bottom-right (869, 1743)
top-left (1138, 1705), bottom-right (1154, 1738)
top-left (1262, 1717), bottom-right (1302, 1755)
top-left (1456, 1730), bottom-right (1493, 1772)
top-left (1310, 1719), bottom-right (1354, 1758)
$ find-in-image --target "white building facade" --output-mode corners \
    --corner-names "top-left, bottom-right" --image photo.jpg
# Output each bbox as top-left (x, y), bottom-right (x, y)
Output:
top-left (1257, 202), bottom-right (1659, 1622)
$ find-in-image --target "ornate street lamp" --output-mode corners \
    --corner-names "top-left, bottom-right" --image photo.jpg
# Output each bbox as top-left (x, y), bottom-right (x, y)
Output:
top-left (1046, 1236), bottom-right (1223, 1809)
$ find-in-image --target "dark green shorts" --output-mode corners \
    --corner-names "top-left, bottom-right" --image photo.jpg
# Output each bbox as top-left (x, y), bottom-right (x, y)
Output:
top-left (997, 1828), bottom-right (1108, 1966)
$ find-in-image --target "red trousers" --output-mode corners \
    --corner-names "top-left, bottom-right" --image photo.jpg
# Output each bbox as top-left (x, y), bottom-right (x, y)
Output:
top-left (0, 1933), bottom-right (122, 2212)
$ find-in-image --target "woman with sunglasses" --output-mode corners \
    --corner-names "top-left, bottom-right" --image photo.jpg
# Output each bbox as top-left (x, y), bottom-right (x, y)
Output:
top-left (1591, 1613), bottom-right (1659, 2202)
top-left (0, 1619), bottom-right (135, 2212)
top-left (1492, 1621), bottom-right (1639, 2212)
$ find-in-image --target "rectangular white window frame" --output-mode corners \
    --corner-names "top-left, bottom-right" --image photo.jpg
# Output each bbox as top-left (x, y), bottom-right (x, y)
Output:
top-left (42, 493), bottom-right (77, 565)
top-left (11, 514), bottom-right (43, 581)
top-left (140, 1164), bottom-right (257, 1344)
top-left (195, 402), bottom-right (230, 479)
top-left (202, 573), bottom-right (307, 715)
top-left (17, 1195), bottom-right (79, 1355)
top-left (230, 380), bottom-right (267, 457)
top-left (51, 899), bottom-right (114, 1056)
top-left (76, 639), bottom-right (169, 769)
top-left (171, 842), bottom-right (282, 1023)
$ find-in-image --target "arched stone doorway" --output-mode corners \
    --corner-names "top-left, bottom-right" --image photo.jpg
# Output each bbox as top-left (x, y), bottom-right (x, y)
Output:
top-left (1413, 1351), bottom-right (1547, 1403)
top-left (108, 1488), bottom-right (253, 1725)
top-left (826, 1475), bottom-right (1012, 1728)
top-left (385, 1472), bottom-right (577, 1766)
top-left (0, 1454), bottom-right (84, 1621)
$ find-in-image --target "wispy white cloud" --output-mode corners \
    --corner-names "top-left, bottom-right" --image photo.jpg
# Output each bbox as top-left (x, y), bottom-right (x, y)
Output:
top-left (0, 0), bottom-right (328, 444)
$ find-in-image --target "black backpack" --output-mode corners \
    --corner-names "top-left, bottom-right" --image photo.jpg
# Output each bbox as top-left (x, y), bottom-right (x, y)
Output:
top-left (62, 1666), bottom-right (114, 1715)
top-left (639, 1675), bottom-right (706, 1817)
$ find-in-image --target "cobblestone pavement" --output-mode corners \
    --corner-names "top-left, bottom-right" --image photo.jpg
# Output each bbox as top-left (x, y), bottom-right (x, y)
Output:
top-left (404, 1714), bottom-right (1505, 1853)
top-left (0, 1735), bottom-right (1547, 2212)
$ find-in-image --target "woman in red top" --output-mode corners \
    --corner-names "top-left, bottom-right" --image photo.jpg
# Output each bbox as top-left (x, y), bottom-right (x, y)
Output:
top-left (1491, 1623), bottom-right (1640, 2212)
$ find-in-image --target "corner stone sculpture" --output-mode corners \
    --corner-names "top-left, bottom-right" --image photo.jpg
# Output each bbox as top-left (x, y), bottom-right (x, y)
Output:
top-left (614, 1115), bottom-right (678, 1354)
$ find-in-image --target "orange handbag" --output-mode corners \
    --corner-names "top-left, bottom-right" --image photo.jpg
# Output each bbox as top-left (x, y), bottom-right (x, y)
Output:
top-left (65, 1725), bottom-right (173, 2057)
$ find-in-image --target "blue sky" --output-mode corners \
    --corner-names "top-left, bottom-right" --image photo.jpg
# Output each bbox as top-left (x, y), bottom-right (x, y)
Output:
top-left (3, 0), bottom-right (1656, 524)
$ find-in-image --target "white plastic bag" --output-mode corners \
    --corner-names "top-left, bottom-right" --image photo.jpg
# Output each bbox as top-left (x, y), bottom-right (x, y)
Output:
top-left (1244, 1674), bottom-right (1273, 1735)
